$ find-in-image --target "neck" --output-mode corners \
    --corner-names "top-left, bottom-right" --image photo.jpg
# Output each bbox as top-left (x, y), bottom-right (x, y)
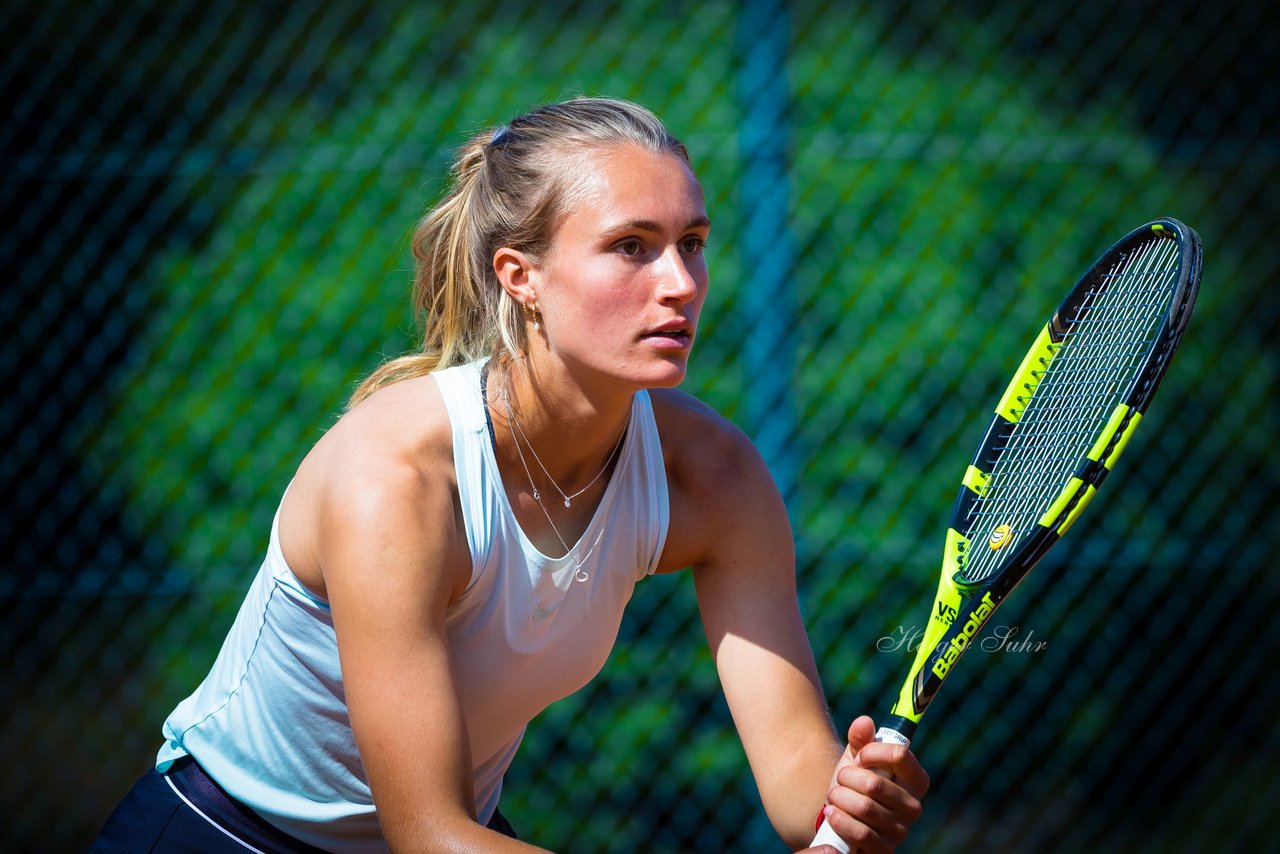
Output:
top-left (491, 356), bottom-right (633, 488)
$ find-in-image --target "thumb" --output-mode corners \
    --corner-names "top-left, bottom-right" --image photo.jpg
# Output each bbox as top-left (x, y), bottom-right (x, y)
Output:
top-left (845, 714), bottom-right (876, 758)
top-left (829, 715), bottom-right (877, 789)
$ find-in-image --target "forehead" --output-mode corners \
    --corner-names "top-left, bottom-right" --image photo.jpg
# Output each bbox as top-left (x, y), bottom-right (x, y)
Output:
top-left (557, 144), bottom-right (707, 235)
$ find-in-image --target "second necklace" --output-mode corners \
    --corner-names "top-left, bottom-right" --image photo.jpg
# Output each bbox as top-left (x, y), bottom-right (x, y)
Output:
top-left (500, 373), bottom-right (625, 582)
top-left (503, 375), bottom-right (627, 509)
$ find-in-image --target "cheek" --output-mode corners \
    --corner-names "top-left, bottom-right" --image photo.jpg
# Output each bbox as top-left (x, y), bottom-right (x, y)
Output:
top-left (557, 281), bottom-right (637, 334)
top-left (692, 270), bottom-right (711, 309)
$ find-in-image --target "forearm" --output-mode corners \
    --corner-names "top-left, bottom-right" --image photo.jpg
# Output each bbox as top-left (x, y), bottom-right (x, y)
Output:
top-left (757, 732), bottom-right (844, 849)
top-left (384, 816), bottom-right (550, 854)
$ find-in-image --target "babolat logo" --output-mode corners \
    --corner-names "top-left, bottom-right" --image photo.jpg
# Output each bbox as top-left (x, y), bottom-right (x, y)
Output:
top-left (931, 592), bottom-right (998, 679)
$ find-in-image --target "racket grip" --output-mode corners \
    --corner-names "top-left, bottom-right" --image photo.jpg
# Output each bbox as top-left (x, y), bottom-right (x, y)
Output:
top-left (809, 725), bottom-right (913, 853)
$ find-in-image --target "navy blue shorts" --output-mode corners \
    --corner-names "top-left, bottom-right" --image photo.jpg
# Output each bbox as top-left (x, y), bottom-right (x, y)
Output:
top-left (91, 756), bottom-right (517, 852)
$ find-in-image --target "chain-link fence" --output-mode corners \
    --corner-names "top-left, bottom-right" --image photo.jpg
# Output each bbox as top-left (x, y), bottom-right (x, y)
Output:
top-left (4, 1), bottom-right (1278, 850)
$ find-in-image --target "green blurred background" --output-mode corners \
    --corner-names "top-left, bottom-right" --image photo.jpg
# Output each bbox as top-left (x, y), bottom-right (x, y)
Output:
top-left (3, 0), bottom-right (1278, 850)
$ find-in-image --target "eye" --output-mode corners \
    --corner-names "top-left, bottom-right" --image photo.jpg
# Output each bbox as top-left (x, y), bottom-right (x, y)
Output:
top-left (680, 235), bottom-right (706, 255)
top-left (615, 238), bottom-right (645, 257)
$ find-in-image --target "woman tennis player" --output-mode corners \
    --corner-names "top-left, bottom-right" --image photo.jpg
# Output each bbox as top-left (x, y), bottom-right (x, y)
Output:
top-left (93, 97), bottom-right (928, 853)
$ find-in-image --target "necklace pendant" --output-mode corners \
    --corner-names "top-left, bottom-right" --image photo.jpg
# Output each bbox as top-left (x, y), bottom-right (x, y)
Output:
top-left (575, 568), bottom-right (589, 583)
top-left (563, 498), bottom-right (571, 508)
top-left (532, 488), bottom-right (540, 500)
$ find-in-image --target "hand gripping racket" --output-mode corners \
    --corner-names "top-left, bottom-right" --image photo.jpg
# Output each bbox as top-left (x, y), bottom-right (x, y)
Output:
top-left (812, 219), bottom-right (1202, 851)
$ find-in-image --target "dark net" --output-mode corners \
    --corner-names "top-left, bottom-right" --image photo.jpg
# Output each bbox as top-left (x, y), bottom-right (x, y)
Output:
top-left (3, 1), bottom-right (1277, 850)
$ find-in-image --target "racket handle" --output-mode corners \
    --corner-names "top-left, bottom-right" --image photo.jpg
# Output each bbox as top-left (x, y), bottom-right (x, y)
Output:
top-left (810, 818), bottom-right (849, 851)
top-left (809, 725), bottom-right (913, 853)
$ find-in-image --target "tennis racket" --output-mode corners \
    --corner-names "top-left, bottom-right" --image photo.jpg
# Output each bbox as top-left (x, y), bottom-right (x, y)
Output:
top-left (812, 218), bottom-right (1202, 851)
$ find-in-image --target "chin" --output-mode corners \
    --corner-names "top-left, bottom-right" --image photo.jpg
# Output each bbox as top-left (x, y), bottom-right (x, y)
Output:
top-left (577, 351), bottom-right (691, 391)
top-left (638, 359), bottom-right (690, 389)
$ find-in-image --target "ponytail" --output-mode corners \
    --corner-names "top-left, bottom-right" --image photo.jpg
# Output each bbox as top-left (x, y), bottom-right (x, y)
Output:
top-left (347, 139), bottom-right (495, 408)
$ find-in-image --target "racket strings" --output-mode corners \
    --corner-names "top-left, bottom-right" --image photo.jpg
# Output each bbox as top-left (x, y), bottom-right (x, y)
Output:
top-left (959, 236), bottom-right (1179, 583)
top-left (979, 237), bottom-right (1172, 536)
top-left (967, 236), bottom-right (1175, 560)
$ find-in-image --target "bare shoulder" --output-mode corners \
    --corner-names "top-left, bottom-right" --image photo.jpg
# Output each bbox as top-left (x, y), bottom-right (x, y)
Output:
top-left (649, 387), bottom-right (786, 572)
top-left (280, 375), bottom-right (469, 601)
top-left (649, 387), bottom-right (762, 491)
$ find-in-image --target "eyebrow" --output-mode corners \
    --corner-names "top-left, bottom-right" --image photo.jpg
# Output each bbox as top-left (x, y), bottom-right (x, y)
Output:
top-left (601, 215), bottom-right (712, 236)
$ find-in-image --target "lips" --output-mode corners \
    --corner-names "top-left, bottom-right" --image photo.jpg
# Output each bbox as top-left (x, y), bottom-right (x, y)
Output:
top-left (641, 324), bottom-right (694, 353)
top-left (643, 319), bottom-right (693, 341)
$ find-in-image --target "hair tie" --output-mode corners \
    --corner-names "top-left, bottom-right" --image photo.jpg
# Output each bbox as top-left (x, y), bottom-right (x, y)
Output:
top-left (489, 126), bottom-right (510, 148)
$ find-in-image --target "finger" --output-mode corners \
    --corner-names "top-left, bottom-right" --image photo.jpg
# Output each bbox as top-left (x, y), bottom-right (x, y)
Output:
top-left (825, 783), bottom-right (903, 835)
top-left (833, 765), bottom-right (924, 825)
top-left (854, 743), bottom-right (931, 797)
top-left (817, 802), bottom-right (900, 854)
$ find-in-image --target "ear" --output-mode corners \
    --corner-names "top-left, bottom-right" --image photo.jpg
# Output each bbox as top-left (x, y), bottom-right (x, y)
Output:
top-left (493, 246), bottom-right (543, 305)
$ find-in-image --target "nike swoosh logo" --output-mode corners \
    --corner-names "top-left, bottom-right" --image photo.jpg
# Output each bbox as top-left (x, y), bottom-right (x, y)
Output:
top-left (533, 600), bottom-right (564, 620)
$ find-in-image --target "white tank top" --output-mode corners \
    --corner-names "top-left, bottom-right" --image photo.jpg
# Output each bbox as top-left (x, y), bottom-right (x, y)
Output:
top-left (156, 360), bottom-right (670, 852)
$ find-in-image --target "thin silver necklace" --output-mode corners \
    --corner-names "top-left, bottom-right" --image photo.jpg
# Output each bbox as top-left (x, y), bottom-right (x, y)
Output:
top-left (504, 377), bottom-right (626, 509)
top-left (499, 373), bottom-right (617, 582)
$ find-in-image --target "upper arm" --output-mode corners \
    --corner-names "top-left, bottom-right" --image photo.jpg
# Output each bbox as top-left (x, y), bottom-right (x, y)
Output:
top-left (688, 429), bottom-right (838, 763)
top-left (317, 455), bottom-right (480, 846)
top-left (298, 383), bottom-right (539, 852)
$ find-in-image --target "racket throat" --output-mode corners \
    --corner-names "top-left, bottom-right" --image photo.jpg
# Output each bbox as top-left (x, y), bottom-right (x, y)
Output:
top-left (877, 715), bottom-right (917, 744)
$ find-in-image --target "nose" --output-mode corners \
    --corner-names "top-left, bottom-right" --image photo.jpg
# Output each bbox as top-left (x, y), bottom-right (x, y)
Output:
top-left (657, 245), bottom-right (700, 304)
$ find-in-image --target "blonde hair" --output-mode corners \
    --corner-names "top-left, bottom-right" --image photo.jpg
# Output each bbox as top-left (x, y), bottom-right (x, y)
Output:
top-left (348, 97), bottom-right (691, 408)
